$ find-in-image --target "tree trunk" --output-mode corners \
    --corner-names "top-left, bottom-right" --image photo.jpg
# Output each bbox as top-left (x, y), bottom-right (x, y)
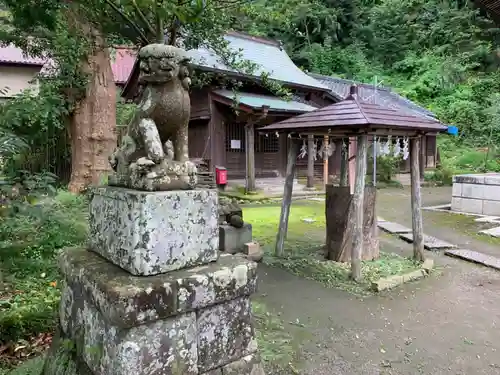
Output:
top-left (351, 134), bottom-right (368, 281)
top-left (325, 185), bottom-right (378, 262)
top-left (67, 25), bottom-right (117, 193)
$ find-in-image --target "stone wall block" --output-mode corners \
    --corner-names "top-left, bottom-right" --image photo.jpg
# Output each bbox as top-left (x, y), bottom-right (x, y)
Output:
top-left (197, 297), bottom-right (258, 372)
top-left (221, 354), bottom-right (266, 375)
top-left (59, 249), bottom-right (258, 329)
top-left (61, 289), bottom-right (198, 375)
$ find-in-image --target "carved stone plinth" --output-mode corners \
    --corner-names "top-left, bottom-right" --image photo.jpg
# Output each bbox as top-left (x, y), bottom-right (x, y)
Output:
top-left (88, 187), bottom-right (219, 276)
top-left (109, 158), bottom-right (198, 191)
top-left (43, 249), bottom-right (264, 375)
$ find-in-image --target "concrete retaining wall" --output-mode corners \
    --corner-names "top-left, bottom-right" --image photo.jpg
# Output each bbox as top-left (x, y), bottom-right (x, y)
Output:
top-left (451, 173), bottom-right (500, 215)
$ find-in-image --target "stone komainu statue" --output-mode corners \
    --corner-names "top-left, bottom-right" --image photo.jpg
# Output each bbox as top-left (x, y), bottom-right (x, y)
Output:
top-left (109, 44), bottom-right (197, 191)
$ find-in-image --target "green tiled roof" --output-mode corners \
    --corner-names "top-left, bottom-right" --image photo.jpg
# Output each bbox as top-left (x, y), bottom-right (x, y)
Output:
top-left (213, 89), bottom-right (317, 113)
top-left (188, 32), bottom-right (329, 91)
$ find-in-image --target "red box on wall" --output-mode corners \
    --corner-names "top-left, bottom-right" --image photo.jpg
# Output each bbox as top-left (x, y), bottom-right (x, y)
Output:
top-left (215, 166), bottom-right (227, 185)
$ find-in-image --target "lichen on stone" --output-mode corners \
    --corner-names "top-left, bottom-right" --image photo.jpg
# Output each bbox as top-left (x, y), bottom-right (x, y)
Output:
top-left (59, 248), bottom-right (257, 328)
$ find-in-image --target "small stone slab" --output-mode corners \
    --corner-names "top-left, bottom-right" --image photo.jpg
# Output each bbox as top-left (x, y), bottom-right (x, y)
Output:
top-left (219, 223), bottom-right (252, 254)
top-left (398, 233), bottom-right (457, 250)
top-left (59, 248), bottom-right (258, 328)
top-left (221, 354), bottom-right (265, 375)
top-left (445, 249), bottom-right (500, 271)
top-left (479, 226), bottom-right (500, 238)
top-left (372, 269), bottom-right (427, 292)
top-left (377, 221), bottom-right (412, 234)
top-left (475, 216), bottom-right (500, 223)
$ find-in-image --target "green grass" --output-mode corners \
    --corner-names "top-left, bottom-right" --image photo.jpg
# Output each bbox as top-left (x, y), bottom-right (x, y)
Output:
top-left (1, 357), bottom-right (44, 375)
top-left (244, 202), bottom-right (421, 296)
top-left (252, 300), bottom-right (303, 372)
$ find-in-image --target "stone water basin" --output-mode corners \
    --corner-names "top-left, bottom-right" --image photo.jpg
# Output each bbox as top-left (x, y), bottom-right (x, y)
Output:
top-left (451, 173), bottom-right (500, 215)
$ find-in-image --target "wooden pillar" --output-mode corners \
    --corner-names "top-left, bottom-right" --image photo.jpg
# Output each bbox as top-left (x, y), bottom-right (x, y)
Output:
top-left (410, 137), bottom-right (425, 262)
top-left (245, 123), bottom-right (256, 192)
top-left (323, 136), bottom-right (329, 187)
top-left (275, 138), bottom-right (299, 257)
top-left (348, 137), bottom-right (356, 194)
top-left (420, 136), bottom-right (426, 179)
top-left (307, 135), bottom-right (314, 188)
top-left (278, 134), bottom-right (287, 176)
top-left (340, 138), bottom-right (349, 187)
top-left (351, 134), bottom-right (368, 281)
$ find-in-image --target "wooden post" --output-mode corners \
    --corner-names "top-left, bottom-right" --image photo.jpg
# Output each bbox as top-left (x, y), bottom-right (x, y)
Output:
top-left (351, 134), bottom-right (368, 281)
top-left (323, 136), bottom-right (329, 187)
top-left (348, 137), bottom-right (356, 194)
top-left (340, 138), bottom-right (349, 186)
top-left (307, 134), bottom-right (314, 188)
top-left (275, 138), bottom-right (299, 257)
top-left (245, 123), bottom-right (256, 192)
top-left (420, 136), bottom-right (426, 180)
top-left (410, 136), bottom-right (425, 262)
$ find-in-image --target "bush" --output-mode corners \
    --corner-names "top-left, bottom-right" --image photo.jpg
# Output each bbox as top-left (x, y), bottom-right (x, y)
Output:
top-left (424, 166), bottom-right (454, 185)
top-left (376, 155), bottom-right (401, 183)
top-left (0, 190), bottom-right (88, 346)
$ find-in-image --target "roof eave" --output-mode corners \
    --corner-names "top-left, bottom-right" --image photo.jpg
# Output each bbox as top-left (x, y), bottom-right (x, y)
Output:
top-left (193, 64), bottom-right (330, 93)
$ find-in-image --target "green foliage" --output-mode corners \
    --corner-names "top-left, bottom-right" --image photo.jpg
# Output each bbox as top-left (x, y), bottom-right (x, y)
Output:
top-left (375, 155), bottom-right (401, 183)
top-left (241, 0), bottom-right (500, 158)
top-left (0, 191), bottom-right (88, 344)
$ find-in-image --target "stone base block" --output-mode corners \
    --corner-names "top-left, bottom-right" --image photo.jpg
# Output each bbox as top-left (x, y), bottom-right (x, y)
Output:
top-left (219, 223), bottom-right (252, 254)
top-left (199, 354), bottom-right (265, 375)
top-left (88, 187), bottom-right (219, 275)
top-left (221, 354), bottom-right (265, 375)
top-left (46, 248), bottom-right (262, 375)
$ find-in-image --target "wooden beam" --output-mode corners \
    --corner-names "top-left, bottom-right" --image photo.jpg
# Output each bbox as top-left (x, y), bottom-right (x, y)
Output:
top-left (351, 134), bottom-right (368, 281)
top-left (323, 136), bottom-right (329, 187)
top-left (245, 123), bottom-right (256, 192)
top-left (340, 138), bottom-right (348, 187)
top-left (275, 139), bottom-right (300, 257)
top-left (410, 137), bottom-right (425, 262)
top-left (307, 134), bottom-right (314, 188)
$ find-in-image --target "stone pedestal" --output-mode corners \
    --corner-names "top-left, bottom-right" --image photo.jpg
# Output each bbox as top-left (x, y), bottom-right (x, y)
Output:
top-left (43, 187), bottom-right (264, 375)
top-left (88, 187), bottom-right (219, 276)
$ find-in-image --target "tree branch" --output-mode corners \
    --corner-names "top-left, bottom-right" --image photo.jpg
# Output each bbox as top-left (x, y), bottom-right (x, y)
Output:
top-left (103, 0), bottom-right (150, 45)
top-left (154, 0), bottom-right (164, 43)
top-left (132, 0), bottom-right (157, 39)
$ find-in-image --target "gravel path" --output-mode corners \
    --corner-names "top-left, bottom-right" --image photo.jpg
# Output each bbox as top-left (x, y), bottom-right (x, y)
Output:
top-left (257, 187), bottom-right (500, 374)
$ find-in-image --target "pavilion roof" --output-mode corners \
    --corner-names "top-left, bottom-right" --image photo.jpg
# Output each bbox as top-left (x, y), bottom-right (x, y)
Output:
top-left (259, 85), bottom-right (448, 135)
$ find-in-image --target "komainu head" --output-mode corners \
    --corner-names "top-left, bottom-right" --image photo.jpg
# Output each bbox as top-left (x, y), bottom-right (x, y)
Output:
top-left (138, 44), bottom-right (190, 84)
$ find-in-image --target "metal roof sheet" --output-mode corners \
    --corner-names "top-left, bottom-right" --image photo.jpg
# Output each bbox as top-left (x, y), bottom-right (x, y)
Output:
top-left (474, 0), bottom-right (500, 21)
top-left (212, 89), bottom-right (317, 113)
top-left (187, 32), bottom-right (329, 91)
top-left (0, 44), bottom-right (46, 65)
top-left (309, 73), bottom-right (436, 120)
top-left (260, 86), bottom-right (448, 133)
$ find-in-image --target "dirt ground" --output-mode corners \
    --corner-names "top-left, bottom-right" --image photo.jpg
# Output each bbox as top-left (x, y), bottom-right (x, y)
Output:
top-left (256, 186), bottom-right (500, 375)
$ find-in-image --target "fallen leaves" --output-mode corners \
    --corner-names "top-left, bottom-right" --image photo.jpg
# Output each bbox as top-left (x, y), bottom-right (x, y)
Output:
top-left (0, 332), bottom-right (52, 368)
